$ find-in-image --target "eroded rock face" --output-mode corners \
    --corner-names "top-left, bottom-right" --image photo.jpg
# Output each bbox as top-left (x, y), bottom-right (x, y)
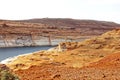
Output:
top-left (0, 34), bottom-right (33, 47)
top-left (0, 34), bottom-right (66, 47)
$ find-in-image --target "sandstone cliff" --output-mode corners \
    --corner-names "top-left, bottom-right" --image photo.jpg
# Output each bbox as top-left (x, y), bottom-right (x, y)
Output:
top-left (0, 18), bottom-right (120, 47)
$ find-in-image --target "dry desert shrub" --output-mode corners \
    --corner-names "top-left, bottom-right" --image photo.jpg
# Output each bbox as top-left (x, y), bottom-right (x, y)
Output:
top-left (0, 64), bottom-right (19, 80)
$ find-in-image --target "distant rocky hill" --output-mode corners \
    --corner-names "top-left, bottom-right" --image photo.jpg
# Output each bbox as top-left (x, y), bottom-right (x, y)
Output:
top-left (0, 18), bottom-right (120, 47)
top-left (19, 18), bottom-right (120, 35)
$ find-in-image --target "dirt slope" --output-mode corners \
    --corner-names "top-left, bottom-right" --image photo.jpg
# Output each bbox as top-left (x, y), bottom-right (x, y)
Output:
top-left (87, 52), bottom-right (120, 68)
top-left (15, 52), bottom-right (120, 80)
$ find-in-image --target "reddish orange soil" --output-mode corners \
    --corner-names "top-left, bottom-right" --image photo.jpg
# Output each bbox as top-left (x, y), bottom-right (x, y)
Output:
top-left (14, 52), bottom-right (120, 80)
top-left (15, 57), bottom-right (120, 80)
top-left (87, 52), bottom-right (120, 68)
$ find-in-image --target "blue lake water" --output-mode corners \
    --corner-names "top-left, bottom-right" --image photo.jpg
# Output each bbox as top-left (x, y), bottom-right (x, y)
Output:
top-left (0, 46), bottom-right (53, 61)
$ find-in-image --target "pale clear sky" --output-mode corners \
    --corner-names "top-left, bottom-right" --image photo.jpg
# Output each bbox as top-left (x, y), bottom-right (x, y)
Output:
top-left (0, 0), bottom-right (119, 23)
